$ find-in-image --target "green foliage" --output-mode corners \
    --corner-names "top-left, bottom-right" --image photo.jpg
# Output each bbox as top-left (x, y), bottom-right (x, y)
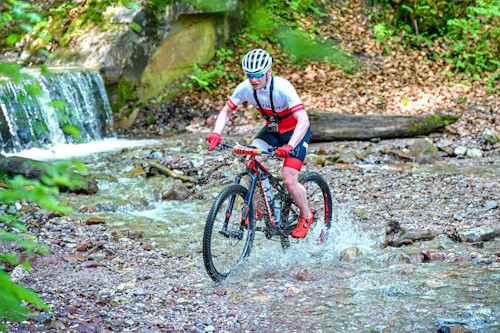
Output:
top-left (0, 270), bottom-right (50, 329)
top-left (183, 48), bottom-right (235, 91)
top-left (240, 0), bottom-right (355, 71)
top-left (113, 78), bottom-right (137, 111)
top-left (373, 22), bottom-right (390, 43)
top-left (445, 0), bottom-right (500, 76)
top-left (0, 160), bottom-right (86, 327)
top-left (146, 115), bottom-right (157, 126)
top-left (371, 0), bottom-right (499, 84)
top-left (0, 0), bottom-right (43, 48)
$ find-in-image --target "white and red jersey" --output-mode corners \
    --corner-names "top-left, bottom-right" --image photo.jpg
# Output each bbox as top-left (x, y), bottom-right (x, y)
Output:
top-left (226, 76), bottom-right (305, 134)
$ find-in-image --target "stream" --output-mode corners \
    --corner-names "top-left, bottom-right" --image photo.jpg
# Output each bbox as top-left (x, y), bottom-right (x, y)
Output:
top-left (15, 134), bottom-right (500, 332)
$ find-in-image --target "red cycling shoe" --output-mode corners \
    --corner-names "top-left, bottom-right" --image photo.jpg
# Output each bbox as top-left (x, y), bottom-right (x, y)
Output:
top-left (291, 210), bottom-right (314, 239)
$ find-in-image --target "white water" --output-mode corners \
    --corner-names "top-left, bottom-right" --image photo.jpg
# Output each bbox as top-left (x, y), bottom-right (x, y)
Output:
top-left (4, 138), bottom-right (159, 161)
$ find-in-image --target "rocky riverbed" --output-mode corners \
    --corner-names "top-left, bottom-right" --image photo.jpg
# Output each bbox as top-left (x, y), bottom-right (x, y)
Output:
top-left (2, 126), bottom-right (500, 332)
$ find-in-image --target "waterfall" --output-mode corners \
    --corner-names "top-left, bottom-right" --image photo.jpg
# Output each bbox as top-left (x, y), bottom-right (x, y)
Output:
top-left (0, 69), bottom-right (115, 154)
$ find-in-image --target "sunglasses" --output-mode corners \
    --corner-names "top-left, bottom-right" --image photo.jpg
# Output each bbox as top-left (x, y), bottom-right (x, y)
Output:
top-left (247, 72), bottom-right (266, 79)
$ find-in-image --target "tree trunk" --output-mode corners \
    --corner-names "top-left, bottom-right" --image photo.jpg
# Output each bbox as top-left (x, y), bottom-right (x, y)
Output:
top-left (0, 154), bottom-right (97, 194)
top-left (308, 111), bottom-right (459, 142)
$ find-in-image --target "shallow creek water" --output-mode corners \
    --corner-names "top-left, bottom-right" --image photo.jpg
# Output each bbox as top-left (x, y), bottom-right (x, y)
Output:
top-left (48, 137), bottom-right (499, 332)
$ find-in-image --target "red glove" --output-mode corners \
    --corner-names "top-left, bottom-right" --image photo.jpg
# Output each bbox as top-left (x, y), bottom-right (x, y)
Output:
top-left (207, 133), bottom-right (221, 150)
top-left (276, 144), bottom-right (294, 158)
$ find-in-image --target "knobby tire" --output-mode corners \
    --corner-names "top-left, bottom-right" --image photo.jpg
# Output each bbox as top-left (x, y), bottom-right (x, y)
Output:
top-left (202, 184), bottom-right (256, 282)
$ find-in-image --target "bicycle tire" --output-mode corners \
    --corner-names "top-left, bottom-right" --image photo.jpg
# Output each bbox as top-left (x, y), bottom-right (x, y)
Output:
top-left (202, 184), bottom-right (256, 282)
top-left (282, 171), bottom-right (332, 247)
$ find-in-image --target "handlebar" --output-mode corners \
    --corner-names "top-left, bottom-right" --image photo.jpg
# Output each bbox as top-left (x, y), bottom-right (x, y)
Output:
top-left (216, 142), bottom-right (294, 159)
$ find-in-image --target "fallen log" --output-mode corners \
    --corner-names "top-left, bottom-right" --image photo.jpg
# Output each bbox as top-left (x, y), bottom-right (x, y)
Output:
top-left (0, 154), bottom-right (97, 194)
top-left (149, 161), bottom-right (194, 184)
top-left (308, 111), bottom-right (459, 142)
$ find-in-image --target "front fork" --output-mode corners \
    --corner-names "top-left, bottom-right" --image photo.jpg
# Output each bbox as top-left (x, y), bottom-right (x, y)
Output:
top-left (220, 172), bottom-right (257, 240)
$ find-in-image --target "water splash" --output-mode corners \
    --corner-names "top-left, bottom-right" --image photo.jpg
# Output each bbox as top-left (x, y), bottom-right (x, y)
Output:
top-left (5, 138), bottom-right (159, 161)
top-left (233, 204), bottom-right (379, 280)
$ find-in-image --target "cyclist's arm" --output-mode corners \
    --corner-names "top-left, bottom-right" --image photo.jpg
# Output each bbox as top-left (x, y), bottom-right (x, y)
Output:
top-left (213, 104), bottom-right (233, 134)
top-left (287, 110), bottom-right (309, 148)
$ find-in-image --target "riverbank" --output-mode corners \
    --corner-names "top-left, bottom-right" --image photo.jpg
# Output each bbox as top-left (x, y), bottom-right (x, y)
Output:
top-left (3, 131), bottom-right (499, 332)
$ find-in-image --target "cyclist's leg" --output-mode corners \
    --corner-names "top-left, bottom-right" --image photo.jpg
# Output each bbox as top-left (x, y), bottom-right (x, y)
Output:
top-left (250, 126), bottom-right (280, 163)
top-left (282, 167), bottom-right (311, 218)
top-left (279, 127), bottom-right (314, 237)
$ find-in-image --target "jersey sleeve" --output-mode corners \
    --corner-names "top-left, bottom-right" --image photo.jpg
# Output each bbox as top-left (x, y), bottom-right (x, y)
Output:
top-left (226, 81), bottom-right (248, 111)
top-left (282, 79), bottom-right (305, 114)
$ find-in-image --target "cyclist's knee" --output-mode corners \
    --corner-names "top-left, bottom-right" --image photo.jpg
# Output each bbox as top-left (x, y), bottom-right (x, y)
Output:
top-left (282, 168), bottom-right (299, 189)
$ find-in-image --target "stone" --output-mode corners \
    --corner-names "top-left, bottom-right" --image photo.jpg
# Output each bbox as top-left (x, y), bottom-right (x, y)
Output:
top-left (458, 227), bottom-right (495, 243)
top-left (465, 147), bottom-right (482, 158)
top-left (340, 247), bottom-right (362, 261)
top-left (408, 139), bottom-right (441, 164)
top-left (481, 129), bottom-right (500, 145)
top-left (484, 201), bottom-right (498, 210)
top-left (162, 180), bottom-right (190, 200)
top-left (454, 146), bottom-right (467, 156)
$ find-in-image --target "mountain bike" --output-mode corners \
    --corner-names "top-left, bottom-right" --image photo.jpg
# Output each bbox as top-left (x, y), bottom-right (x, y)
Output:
top-left (202, 142), bottom-right (333, 282)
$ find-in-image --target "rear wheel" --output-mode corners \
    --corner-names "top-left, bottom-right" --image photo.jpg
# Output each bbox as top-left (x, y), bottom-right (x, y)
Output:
top-left (202, 184), bottom-right (255, 282)
top-left (283, 172), bottom-right (332, 247)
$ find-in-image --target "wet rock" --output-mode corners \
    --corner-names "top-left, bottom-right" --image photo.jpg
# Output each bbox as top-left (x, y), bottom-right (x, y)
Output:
top-left (124, 165), bottom-right (147, 178)
top-left (437, 325), bottom-right (473, 333)
top-left (296, 268), bottom-right (315, 281)
top-left (162, 180), bottom-right (190, 200)
top-left (458, 227), bottom-right (495, 243)
top-left (385, 221), bottom-right (439, 247)
top-left (86, 217), bottom-right (106, 225)
top-left (401, 265), bottom-right (415, 275)
top-left (340, 247), bottom-right (362, 261)
top-left (215, 285), bottom-right (227, 296)
top-left (78, 206), bottom-right (99, 213)
top-left (96, 202), bottom-right (117, 212)
top-left (127, 230), bottom-right (143, 240)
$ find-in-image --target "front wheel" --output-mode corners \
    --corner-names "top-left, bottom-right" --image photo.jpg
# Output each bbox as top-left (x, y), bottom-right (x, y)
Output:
top-left (283, 172), bottom-right (332, 247)
top-left (202, 184), bottom-right (255, 282)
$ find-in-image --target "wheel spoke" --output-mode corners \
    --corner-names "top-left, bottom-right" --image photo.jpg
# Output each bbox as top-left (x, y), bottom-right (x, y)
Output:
top-left (203, 185), bottom-right (255, 282)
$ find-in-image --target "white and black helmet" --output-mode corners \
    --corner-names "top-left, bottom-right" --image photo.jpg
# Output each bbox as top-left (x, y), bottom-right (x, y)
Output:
top-left (241, 49), bottom-right (272, 74)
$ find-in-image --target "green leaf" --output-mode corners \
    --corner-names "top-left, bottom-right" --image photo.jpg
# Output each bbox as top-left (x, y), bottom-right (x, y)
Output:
top-left (61, 124), bottom-right (81, 139)
top-left (130, 22), bottom-right (142, 33)
top-left (39, 49), bottom-right (51, 58)
top-left (48, 100), bottom-right (66, 111)
top-left (19, 23), bottom-right (33, 33)
top-left (1, 12), bottom-right (13, 22)
top-left (12, 7), bottom-right (25, 19)
top-left (25, 12), bottom-right (42, 24)
top-left (0, 253), bottom-right (18, 265)
top-left (40, 64), bottom-right (50, 76)
top-left (7, 33), bottom-right (19, 46)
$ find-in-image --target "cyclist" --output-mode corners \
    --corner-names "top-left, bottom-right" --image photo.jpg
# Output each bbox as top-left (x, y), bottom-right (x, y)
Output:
top-left (207, 48), bottom-right (313, 239)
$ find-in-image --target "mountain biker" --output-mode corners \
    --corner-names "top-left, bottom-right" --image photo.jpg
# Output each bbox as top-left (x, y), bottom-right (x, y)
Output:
top-left (206, 48), bottom-right (313, 239)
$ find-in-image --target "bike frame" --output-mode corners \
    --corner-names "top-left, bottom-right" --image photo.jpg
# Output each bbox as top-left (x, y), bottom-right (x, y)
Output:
top-left (220, 143), bottom-right (289, 238)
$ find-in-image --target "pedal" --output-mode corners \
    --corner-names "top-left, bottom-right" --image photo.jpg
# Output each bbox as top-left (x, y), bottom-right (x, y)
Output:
top-left (282, 223), bottom-right (297, 235)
